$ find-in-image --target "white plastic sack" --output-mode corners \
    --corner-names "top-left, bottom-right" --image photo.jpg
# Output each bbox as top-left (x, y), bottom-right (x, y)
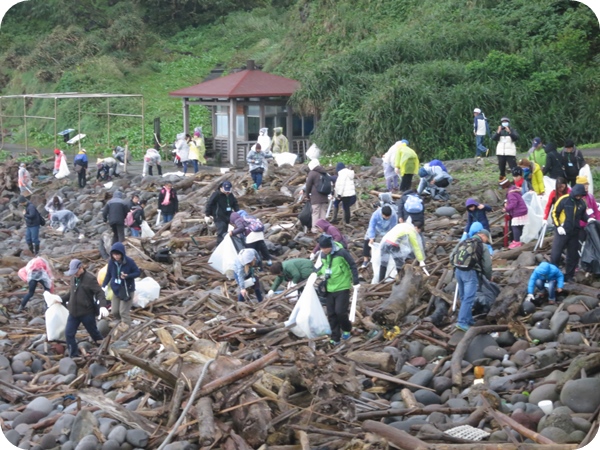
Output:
top-left (306, 144), bottom-right (321, 161)
top-left (285, 273), bottom-right (331, 338)
top-left (521, 191), bottom-right (544, 244)
top-left (285, 281), bottom-right (299, 302)
top-left (55, 155), bottom-right (70, 179)
top-left (132, 277), bottom-right (160, 308)
top-left (141, 221), bottom-right (155, 238)
top-left (274, 152), bottom-right (297, 167)
top-left (44, 292), bottom-right (68, 341)
top-left (580, 164), bottom-right (594, 196)
top-left (541, 176), bottom-right (557, 225)
top-left (370, 242), bottom-right (397, 283)
top-left (208, 234), bottom-right (237, 279)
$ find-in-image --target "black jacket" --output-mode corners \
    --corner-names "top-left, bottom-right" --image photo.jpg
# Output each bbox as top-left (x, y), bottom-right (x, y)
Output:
top-left (61, 269), bottom-right (106, 318)
top-left (305, 166), bottom-right (330, 205)
top-left (552, 184), bottom-right (589, 234)
top-left (542, 143), bottom-right (565, 179)
top-left (24, 201), bottom-right (42, 227)
top-left (561, 147), bottom-right (585, 179)
top-left (102, 192), bottom-right (129, 226)
top-left (131, 205), bottom-right (145, 228)
top-left (205, 188), bottom-right (239, 223)
top-left (158, 187), bottom-right (179, 216)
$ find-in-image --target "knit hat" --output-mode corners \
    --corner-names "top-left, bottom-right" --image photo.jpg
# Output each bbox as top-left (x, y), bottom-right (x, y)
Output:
top-left (477, 229), bottom-right (493, 244)
top-left (335, 162), bottom-right (345, 173)
top-left (511, 167), bottom-right (523, 177)
top-left (54, 148), bottom-right (61, 155)
top-left (418, 167), bottom-right (428, 178)
top-left (473, 108), bottom-right (481, 113)
top-left (500, 117), bottom-right (510, 123)
top-left (308, 159), bottom-right (320, 171)
top-left (499, 177), bottom-right (510, 187)
top-left (576, 175), bottom-right (589, 184)
top-left (318, 234), bottom-right (333, 249)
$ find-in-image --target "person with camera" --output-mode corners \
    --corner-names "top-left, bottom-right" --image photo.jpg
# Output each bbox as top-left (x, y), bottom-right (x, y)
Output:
top-left (246, 143), bottom-right (272, 190)
top-left (491, 116), bottom-right (519, 180)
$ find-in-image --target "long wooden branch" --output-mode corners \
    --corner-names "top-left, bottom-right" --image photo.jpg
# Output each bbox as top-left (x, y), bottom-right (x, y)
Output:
top-left (362, 420), bottom-right (429, 450)
top-left (116, 350), bottom-right (178, 388)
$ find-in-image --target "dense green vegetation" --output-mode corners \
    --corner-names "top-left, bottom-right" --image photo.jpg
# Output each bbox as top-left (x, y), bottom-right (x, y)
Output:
top-left (0, 0), bottom-right (599, 160)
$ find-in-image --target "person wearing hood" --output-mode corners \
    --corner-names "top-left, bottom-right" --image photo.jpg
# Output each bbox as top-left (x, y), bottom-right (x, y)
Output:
top-left (158, 181), bottom-right (178, 224)
top-left (193, 127), bottom-right (207, 165)
top-left (229, 210), bottom-right (272, 265)
top-left (267, 258), bottom-right (315, 297)
top-left (53, 148), bottom-right (65, 175)
top-left (542, 142), bottom-right (564, 180)
top-left (311, 219), bottom-right (346, 259)
top-left (112, 146), bottom-right (126, 176)
top-left (551, 183), bottom-right (593, 281)
top-left (561, 139), bottom-right (585, 187)
top-left (233, 248), bottom-right (263, 302)
top-left (362, 205), bottom-right (398, 268)
top-left (333, 162), bottom-right (356, 225)
top-left (518, 158), bottom-right (544, 195)
top-left (61, 259), bottom-right (107, 358)
top-left (464, 221), bottom-right (494, 255)
top-left (17, 256), bottom-right (54, 312)
top-left (186, 133), bottom-right (200, 174)
top-left (396, 189), bottom-right (424, 227)
top-left (205, 181), bottom-right (240, 244)
top-left (18, 163), bottom-right (32, 194)
top-left (576, 175), bottom-right (600, 226)
top-left (393, 140), bottom-right (419, 192)
top-left (19, 195), bottom-right (42, 255)
top-left (175, 133), bottom-right (190, 174)
top-left (142, 148), bottom-right (162, 177)
top-left (473, 108), bottom-right (490, 158)
top-left (302, 159), bottom-right (331, 233)
top-left (254, 128), bottom-right (271, 155)
top-left (382, 143), bottom-right (400, 192)
top-left (102, 242), bottom-right (141, 326)
top-left (463, 198), bottom-right (492, 237)
top-left (526, 262), bottom-right (564, 305)
top-left (500, 177), bottom-right (528, 249)
top-left (379, 222), bottom-right (426, 282)
top-left (73, 148), bottom-right (88, 188)
top-left (491, 116), bottom-right (519, 179)
top-left (315, 234), bottom-right (359, 345)
top-left (528, 137), bottom-right (546, 168)
top-left (102, 191), bottom-right (129, 244)
top-left (270, 127), bottom-right (288, 154)
top-left (417, 163), bottom-right (453, 195)
top-left (543, 177), bottom-right (570, 221)
top-left (246, 143), bottom-right (272, 190)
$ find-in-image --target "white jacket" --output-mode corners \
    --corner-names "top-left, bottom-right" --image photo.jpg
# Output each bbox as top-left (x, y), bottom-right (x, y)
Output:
top-left (335, 168), bottom-right (356, 197)
top-left (495, 135), bottom-right (517, 156)
top-left (383, 142), bottom-right (402, 165)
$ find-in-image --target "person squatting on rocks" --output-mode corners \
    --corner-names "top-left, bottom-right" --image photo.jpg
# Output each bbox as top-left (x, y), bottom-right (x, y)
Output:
top-left (302, 159), bottom-right (331, 233)
top-left (491, 116), bottom-right (518, 179)
top-left (473, 108), bottom-right (490, 158)
top-left (18, 163), bottom-right (32, 194)
top-left (205, 180), bottom-right (239, 245)
top-left (393, 140), bottom-right (419, 192)
top-left (526, 261), bottom-right (564, 305)
top-left (49, 210), bottom-right (83, 239)
top-left (463, 198), bottom-right (492, 239)
top-left (266, 258), bottom-right (315, 298)
top-left (61, 259), bottom-right (108, 358)
top-left (362, 205), bottom-right (398, 269)
top-left (234, 248), bottom-right (263, 303)
top-left (417, 161), bottom-right (453, 195)
top-left (102, 242), bottom-right (140, 327)
top-left (102, 191), bottom-right (129, 244)
top-left (396, 190), bottom-right (424, 227)
top-left (229, 210), bottom-right (272, 265)
top-left (500, 176), bottom-right (528, 249)
top-left (450, 229), bottom-right (493, 331)
top-left (246, 143), bottom-right (272, 190)
top-left (73, 148), bottom-right (88, 188)
top-left (158, 181), bottom-right (178, 224)
top-left (333, 162), bottom-right (356, 225)
top-left (551, 183), bottom-right (594, 281)
top-left (96, 157), bottom-right (117, 181)
top-left (310, 219), bottom-right (346, 260)
top-left (315, 234), bottom-right (359, 345)
top-left (561, 139), bottom-right (585, 188)
top-left (19, 195), bottom-right (43, 255)
top-left (543, 177), bottom-right (570, 222)
top-left (270, 127), bottom-right (288, 154)
top-left (542, 142), bottom-right (564, 181)
top-left (142, 148), bottom-right (162, 177)
top-left (379, 222), bottom-right (426, 282)
top-left (18, 257), bottom-right (54, 312)
top-left (53, 148), bottom-right (65, 175)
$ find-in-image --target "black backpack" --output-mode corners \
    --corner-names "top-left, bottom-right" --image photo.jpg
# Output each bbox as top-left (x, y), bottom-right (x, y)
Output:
top-left (452, 238), bottom-right (483, 270)
top-left (316, 172), bottom-right (332, 195)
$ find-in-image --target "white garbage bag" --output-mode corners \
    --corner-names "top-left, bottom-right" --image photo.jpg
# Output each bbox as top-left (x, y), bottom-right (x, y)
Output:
top-left (579, 164), bottom-right (593, 196)
top-left (44, 292), bottom-right (68, 341)
top-left (306, 144), bottom-right (321, 161)
top-left (141, 220), bottom-right (155, 238)
top-left (55, 155), bottom-right (70, 179)
top-left (349, 286), bottom-right (359, 323)
top-left (208, 234), bottom-right (237, 279)
top-left (521, 191), bottom-right (544, 244)
top-left (132, 277), bottom-right (160, 308)
top-left (274, 152), bottom-right (297, 167)
top-left (285, 273), bottom-right (331, 338)
top-left (370, 242), bottom-right (397, 283)
top-left (286, 281), bottom-right (299, 302)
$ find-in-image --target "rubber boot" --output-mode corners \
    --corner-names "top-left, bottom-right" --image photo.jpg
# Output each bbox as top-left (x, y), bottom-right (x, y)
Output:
top-left (379, 265), bottom-right (387, 283)
top-left (331, 207), bottom-right (339, 224)
top-left (344, 207), bottom-right (351, 225)
top-left (28, 243), bottom-right (34, 254)
top-left (34, 244), bottom-right (39, 255)
top-left (157, 164), bottom-right (163, 176)
top-left (148, 166), bottom-right (153, 176)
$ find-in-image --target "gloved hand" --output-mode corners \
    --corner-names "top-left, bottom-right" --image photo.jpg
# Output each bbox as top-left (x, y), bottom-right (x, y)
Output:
top-left (309, 253), bottom-right (316, 261)
top-left (461, 232), bottom-right (467, 241)
top-left (586, 208), bottom-right (593, 216)
top-left (557, 226), bottom-right (566, 235)
top-left (588, 218), bottom-right (596, 223)
top-left (267, 290), bottom-right (274, 298)
top-left (102, 286), bottom-right (108, 294)
top-left (353, 284), bottom-right (360, 290)
top-left (98, 307), bottom-right (109, 319)
top-left (204, 216), bottom-right (213, 225)
top-left (526, 294), bottom-right (534, 302)
top-left (53, 169), bottom-right (58, 175)
top-left (419, 261), bottom-right (427, 267)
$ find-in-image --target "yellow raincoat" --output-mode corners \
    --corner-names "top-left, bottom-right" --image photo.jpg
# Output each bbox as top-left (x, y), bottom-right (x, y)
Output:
top-left (394, 144), bottom-right (419, 176)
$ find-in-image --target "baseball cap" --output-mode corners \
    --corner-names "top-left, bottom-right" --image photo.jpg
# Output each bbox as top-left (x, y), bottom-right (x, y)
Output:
top-left (64, 259), bottom-right (83, 276)
top-left (473, 108), bottom-right (481, 113)
top-left (532, 137), bottom-right (542, 147)
top-left (477, 229), bottom-right (493, 244)
top-left (222, 181), bottom-right (232, 192)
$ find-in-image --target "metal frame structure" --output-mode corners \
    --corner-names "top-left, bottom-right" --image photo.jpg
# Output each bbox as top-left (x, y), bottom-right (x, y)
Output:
top-left (0, 92), bottom-right (144, 151)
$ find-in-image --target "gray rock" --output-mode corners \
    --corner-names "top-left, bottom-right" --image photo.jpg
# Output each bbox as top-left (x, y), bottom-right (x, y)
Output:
top-left (446, 398), bottom-right (469, 408)
top-left (542, 411), bottom-right (575, 434)
top-left (581, 308), bottom-right (600, 324)
top-left (521, 300), bottom-right (537, 315)
top-left (488, 376), bottom-right (520, 392)
top-left (528, 384), bottom-right (560, 405)
top-left (59, 358), bottom-right (77, 376)
top-left (426, 411), bottom-right (447, 425)
top-left (421, 345), bottom-right (446, 361)
top-left (126, 429), bottom-right (149, 447)
top-left (61, 442), bottom-right (75, 450)
top-left (51, 414), bottom-right (75, 435)
top-left (435, 206), bottom-right (458, 217)
top-left (535, 349), bottom-right (559, 368)
top-left (515, 251), bottom-right (536, 267)
top-left (13, 351), bottom-right (33, 362)
top-left (31, 359), bottom-right (43, 373)
top-left (528, 328), bottom-right (556, 344)
top-left (107, 425), bottom-right (126, 444)
top-left (70, 410), bottom-right (98, 442)
top-left (389, 417), bottom-right (428, 431)
top-left (15, 422), bottom-right (32, 435)
top-left (540, 426), bottom-right (568, 444)
top-left (26, 397), bottom-right (54, 416)
top-left (489, 430), bottom-right (508, 442)
top-left (568, 430), bottom-right (587, 443)
top-left (496, 331), bottom-right (517, 347)
top-left (544, 370), bottom-right (565, 383)
top-left (161, 442), bottom-right (193, 450)
top-left (560, 378), bottom-right (600, 413)
top-left (11, 360), bottom-right (30, 374)
top-left (512, 350), bottom-right (534, 367)
top-left (413, 389), bottom-right (442, 406)
top-left (464, 334), bottom-right (498, 363)
top-left (40, 433), bottom-right (59, 450)
top-left (89, 363), bottom-right (108, 379)
top-left (5, 429), bottom-right (21, 446)
top-left (559, 332), bottom-right (585, 346)
top-left (12, 410), bottom-right (47, 427)
top-left (74, 435), bottom-right (99, 450)
top-left (0, 355), bottom-right (11, 371)
top-left (432, 377), bottom-right (452, 395)
top-left (572, 416), bottom-right (592, 433)
top-left (407, 370), bottom-right (434, 392)
top-left (550, 311), bottom-right (569, 335)
top-left (483, 346), bottom-right (508, 360)
top-left (102, 440), bottom-right (121, 450)
top-left (407, 341), bottom-right (424, 358)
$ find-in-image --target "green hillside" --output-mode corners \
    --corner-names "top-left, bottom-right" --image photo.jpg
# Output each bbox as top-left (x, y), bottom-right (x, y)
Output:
top-left (0, 0), bottom-right (599, 160)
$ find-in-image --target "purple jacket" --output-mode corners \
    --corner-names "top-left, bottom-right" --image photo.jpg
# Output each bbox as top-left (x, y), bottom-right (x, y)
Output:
top-left (505, 187), bottom-right (528, 218)
top-left (312, 219), bottom-right (346, 253)
top-left (581, 193), bottom-right (600, 227)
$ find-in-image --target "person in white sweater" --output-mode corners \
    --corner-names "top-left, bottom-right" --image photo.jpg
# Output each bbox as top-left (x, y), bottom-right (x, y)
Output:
top-left (333, 162), bottom-right (356, 225)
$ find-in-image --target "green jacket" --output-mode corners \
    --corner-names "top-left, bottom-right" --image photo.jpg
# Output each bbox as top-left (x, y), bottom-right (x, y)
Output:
top-left (530, 147), bottom-right (546, 169)
top-left (270, 258), bottom-right (315, 291)
top-left (317, 243), bottom-right (359, 292)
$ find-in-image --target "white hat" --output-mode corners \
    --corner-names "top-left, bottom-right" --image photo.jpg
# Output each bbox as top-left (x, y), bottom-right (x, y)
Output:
top-left (473, 108), bottom-right (481, 113)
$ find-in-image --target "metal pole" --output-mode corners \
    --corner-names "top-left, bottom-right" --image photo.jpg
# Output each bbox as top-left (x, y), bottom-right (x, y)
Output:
top-left (141, 96), bottom-right (145, 151)
top-left (78, 98), bottom-right (82, 153)
top-left (24, 96), bottom-right (28, 151)
top-left (54, 97), bottom-right (57, 150)
top-left (107, 98), bottom-right (110, 150)
top-left (124, 141), bottom-right (128, 174)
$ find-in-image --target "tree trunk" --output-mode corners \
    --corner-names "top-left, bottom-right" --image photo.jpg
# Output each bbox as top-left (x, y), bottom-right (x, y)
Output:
top-left (346, 351), bottom-right (395, 372)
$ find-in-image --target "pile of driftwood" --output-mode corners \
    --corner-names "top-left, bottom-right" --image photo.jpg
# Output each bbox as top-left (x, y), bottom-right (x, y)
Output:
top-left (0, 157), bottom-right (599, 449)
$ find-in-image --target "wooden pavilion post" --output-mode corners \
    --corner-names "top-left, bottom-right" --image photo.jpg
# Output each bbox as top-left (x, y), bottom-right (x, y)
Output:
top-left (229, 98), bottom-right (237, 166)
top-left (183, 98), bottom-right (190, 135)
top-left (286, 101), bottom-right (294, 153)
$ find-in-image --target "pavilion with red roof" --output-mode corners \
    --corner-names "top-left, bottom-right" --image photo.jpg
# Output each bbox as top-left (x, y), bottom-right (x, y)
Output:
top-left (169, 60), bottom-right (314, 166)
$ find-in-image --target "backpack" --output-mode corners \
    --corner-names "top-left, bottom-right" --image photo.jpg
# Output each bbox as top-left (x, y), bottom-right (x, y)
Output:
top-left (379, 193), bottom-right (399, 215)
top-left (37, 210), bottom-right (46, 227)
top-left (124, 210), bottom-right (135, 227)
top-left (404, 194), bottom-right (423, 214)
top-left (316, 172), bottom-right (332, 195)
top-left (243, 215), bottom-right (264, 232)
top-left (452, 238), bottom-right (483, 271)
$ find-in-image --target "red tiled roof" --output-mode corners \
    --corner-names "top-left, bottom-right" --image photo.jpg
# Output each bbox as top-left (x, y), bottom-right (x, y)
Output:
top-left (169, 70), bottom-right (300, 98)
